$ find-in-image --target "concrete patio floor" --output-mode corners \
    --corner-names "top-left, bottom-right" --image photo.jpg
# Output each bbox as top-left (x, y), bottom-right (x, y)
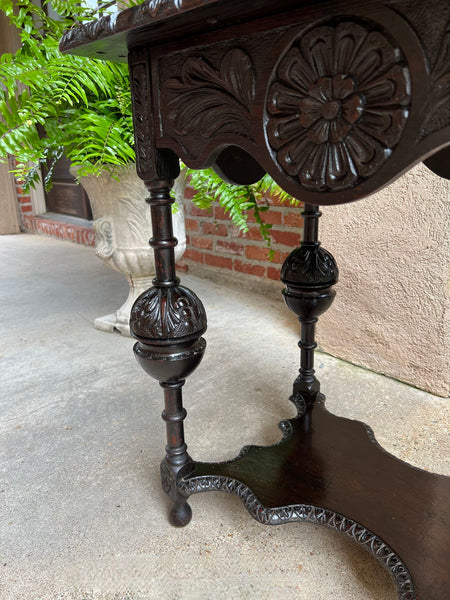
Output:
top-left (0, 233), bottom-right (448, 600)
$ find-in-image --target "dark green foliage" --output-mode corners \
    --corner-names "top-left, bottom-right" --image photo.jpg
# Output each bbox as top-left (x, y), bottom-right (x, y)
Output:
top-left (0, 0), bottom-right (133, 187)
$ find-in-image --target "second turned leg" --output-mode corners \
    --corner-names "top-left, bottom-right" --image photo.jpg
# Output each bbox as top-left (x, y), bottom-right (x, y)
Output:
top-left (281, 204), bottom-right (339, 408)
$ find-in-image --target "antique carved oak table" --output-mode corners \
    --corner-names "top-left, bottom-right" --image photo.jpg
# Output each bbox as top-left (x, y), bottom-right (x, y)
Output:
top-left (60, 2), bottom-right (450, 599)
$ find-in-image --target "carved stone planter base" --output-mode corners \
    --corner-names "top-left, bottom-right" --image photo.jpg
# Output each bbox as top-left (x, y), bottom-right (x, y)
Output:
top-left (94, 274), bottom-right (154, 337)
top-left (94, 313), bottom-right (122, 334)
top-left (94, 313), bottom-right (132, 336)
top-left (180, 398), bottom-right (450, 600)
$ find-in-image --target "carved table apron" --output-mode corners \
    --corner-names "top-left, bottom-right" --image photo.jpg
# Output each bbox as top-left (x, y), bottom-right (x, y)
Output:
top-left (60, 2), bottom-right (450, 599)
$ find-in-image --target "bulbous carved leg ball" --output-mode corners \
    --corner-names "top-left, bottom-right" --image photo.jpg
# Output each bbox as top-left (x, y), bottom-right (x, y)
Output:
top-left (130, 283), bottom-right (207, 526)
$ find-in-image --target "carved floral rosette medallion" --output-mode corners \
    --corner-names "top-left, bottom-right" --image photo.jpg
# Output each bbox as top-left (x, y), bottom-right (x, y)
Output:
top-left (266, 21), bottom-right (411, 192)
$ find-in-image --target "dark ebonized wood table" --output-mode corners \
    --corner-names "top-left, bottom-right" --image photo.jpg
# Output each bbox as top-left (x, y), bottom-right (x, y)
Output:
top-left (61, 2), bottom-right (450, 599)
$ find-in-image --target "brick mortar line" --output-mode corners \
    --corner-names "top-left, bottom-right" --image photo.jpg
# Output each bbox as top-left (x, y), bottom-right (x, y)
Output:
top-left (188, 228), bottom-right (302, 237)
top-left (197, 240), bottom-right (295, 250)
top-left (188, 214), bottom-right (302, 225)
top-left (183, 256), bottom-right (283, 281)
top-left (198, 249), bottom-right (283, 263)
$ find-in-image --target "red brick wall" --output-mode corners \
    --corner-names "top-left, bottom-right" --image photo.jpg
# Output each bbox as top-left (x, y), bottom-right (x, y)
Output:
top-left (13, 173), bottom-right (302, 267)
top-left (182, 185), bottom-right (303, 283)
top-left (14, 175), bottom-right (95, 246)
top-left (15, 181), bottom-right (33, 219)
top-left (21, 214), bottom-right (95, 245)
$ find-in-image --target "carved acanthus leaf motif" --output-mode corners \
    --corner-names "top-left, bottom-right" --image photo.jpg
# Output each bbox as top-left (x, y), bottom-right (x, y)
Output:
top-left (130, 285), bottom-right (207, 341)
top-left (430, 23), bottom-right (450, 92)
top-left (163, 48), bottom-right (256, 137)
top-left (420, 21), bottom-right (450, 139)
top-left (160, 460), bottom-right (178, 500)
top-left (281, 245), bottom-right (339, 287)
top-left (130, 61), bottom-right (153, 178)
top-left (119, 189), bottom-right (150, 245)
top-left (267, 22), bottom-right (411, 192)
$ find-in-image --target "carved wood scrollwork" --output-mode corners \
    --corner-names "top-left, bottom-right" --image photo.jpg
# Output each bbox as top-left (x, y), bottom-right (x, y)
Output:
top-left (139, 0), bottom-right (183, 18)
top-left (163, 48), bottom-right (256, 138)
top-left (281, 245), bottom-right (339, 287)
top-left (130, 284), bottom-right (207, 342)
top-left (157, 18), bottom-right (421, 200)
top-left (420, 21), bottom-right (450, 139)
top-left (129, 49), bottom-right (154, 180)
top-left (60, 1), bottom-right (186, 51)
top-left (155, 8), bottom-right (450, 202)
top-left (266, 21), bottom-right (411, 192)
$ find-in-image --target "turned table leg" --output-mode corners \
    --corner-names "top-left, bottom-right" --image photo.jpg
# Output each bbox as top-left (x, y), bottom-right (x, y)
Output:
top-left (129, 179), bottom-right (207, 526)
top-left (281, 204), bottom-right (338, 407)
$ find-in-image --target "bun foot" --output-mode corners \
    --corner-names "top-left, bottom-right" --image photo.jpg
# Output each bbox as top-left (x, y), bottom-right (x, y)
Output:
top-left (169, 499), bottom-right (192, 527)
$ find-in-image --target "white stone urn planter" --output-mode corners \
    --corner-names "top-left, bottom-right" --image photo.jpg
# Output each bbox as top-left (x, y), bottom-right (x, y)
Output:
top-left (76, 165), bottom-right (186, 336)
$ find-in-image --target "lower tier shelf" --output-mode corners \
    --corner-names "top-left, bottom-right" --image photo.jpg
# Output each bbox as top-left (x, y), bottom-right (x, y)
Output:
top-left (179, 398), bottom-right (450, 600)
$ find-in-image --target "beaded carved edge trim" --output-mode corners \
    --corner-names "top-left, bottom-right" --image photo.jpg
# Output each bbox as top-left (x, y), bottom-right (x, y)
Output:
top-left (179, 474), bottom-right (415, 600)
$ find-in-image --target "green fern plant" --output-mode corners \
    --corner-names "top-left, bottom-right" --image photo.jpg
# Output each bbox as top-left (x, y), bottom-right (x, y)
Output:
top-left (0, 0), bottom-right (133, 187)
top-left (187, 168), bottom-right (299, 254)
top-left (0, 0), bottom-right (299, 245)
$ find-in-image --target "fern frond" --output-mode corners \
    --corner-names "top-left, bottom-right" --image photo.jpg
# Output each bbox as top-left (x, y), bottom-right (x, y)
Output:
top-left (184, 165), bottom-right (299, 247)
